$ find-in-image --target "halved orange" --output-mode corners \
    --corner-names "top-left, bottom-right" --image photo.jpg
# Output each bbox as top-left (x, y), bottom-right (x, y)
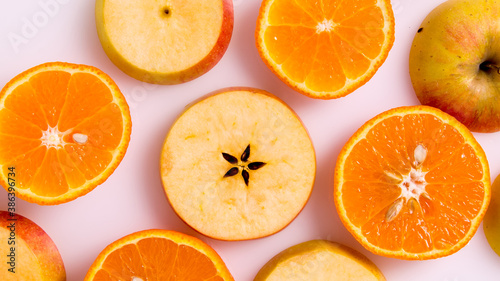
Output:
top-left (256, 0), bottom-right (395, 99)
top-left (334, 106), bottom-right (490, 260)
top-left (0, 62), bottom-right (131, 205)
top-left (84, 229), bottom-right (234, 281)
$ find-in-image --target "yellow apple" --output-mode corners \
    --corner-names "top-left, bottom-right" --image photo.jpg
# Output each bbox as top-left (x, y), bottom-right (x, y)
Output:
top-left (409, 0), bottom-right (500, 133)
top-left (160, 87), bottom-right (316, 240)
top-left (95, 0), bottom-right (233, 84)
top-left (0, 211), bottom-right (65, 281)
top-left (484, 173), bottom-right (500, 256)
top-left (254, 240), bottom-right (386, 281)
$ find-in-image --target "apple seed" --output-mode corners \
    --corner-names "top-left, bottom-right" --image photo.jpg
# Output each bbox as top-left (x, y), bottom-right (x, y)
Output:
top-left (224, 167), bottom-right (239, 178)
top-left (221, 144), bottom-right (266, 186)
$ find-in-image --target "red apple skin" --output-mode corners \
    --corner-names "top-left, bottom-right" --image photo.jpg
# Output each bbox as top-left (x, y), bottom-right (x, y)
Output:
top-left (0, 211), bottom-right (66, 281)
top-left (95, 0), bottom-right (234, 85)
top-left (409, 0), bottom-right (500, 133)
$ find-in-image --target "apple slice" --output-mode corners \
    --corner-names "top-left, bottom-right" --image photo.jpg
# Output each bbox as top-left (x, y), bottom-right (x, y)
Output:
top-left (160, 88), bottom-right (316, 240)
top-left (254, 240), bottom-right (386, 281)
top-left (0, 211), bottom-right (65, 281)
top-left (95, 0), bottom-right (233, 84)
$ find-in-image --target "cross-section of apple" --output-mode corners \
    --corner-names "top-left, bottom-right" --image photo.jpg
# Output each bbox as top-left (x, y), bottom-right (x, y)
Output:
top-left (0, 211), bottom-right (66, 281)
top-left (254, 240), bottom-right (386, 281)
top-left (160, 88), bottom-right (316, 240)
top-left (95, 0), bottom-right (233, 84)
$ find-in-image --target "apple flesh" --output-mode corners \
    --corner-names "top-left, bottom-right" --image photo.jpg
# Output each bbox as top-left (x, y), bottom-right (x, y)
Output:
top-left (409, 0), bottom-right (500, 133)
top-left (254, 240), bottom-right (386, 281)
top-left (160, 87), bottom-right (316, 240)
top-left (0, 211), bottom-right (65, 281)
top-left (95, 0), bottom-right (233, 84)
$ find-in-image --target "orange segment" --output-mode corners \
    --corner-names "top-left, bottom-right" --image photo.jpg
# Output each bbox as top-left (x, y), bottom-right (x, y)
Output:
top-left (267, 0), bottom-right (317, 27)
top-left (4, 147), bottom-right (47, 190)
top-left (84, 230), bottom-right (234, 281)
top-left (0, 135), bottom-right (41, 163)
top-left (263, 26), bottom-right (316, 65)
top-left (64, 145), bottom-right (113, 181)
top-left (0, 62), bottom-right (131, 205)
top-left (58, 72), bottom-right (114, 132)
top-left (334, 106), bottom-right (490, 260)
top-left (0, 109), bottom-right (43, 139)
top-left (30, 148), bottom-right (69, 197)
top-left (29, 70), bottom-right (71, 128)
top-left (69, 103), bottom-right (124, 151)
top-left (330, 33), bottom-right (371, 80)
top-left (256, 0), bottom-right (395, 99)
top-left (333, 0), bottom-right (378, 21)
top-left (4, 82), bottom-right (47, 130)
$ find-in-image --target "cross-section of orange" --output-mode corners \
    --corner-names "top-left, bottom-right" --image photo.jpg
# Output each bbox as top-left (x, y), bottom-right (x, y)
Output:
top-left (334, 106), bottom-right (490, 260)
top-left (84, 229), bottom-right (234, 281)
top-left (0, 62), bottom-right (131, 205)
top-left (256, 0), bottom-right (395, 99)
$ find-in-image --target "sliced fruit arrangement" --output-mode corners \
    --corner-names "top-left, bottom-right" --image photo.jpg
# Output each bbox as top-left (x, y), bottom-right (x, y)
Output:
top-left (410, 0), bottom-right (500, 133)
top-left (84, 229), bottom-right (234, 280)
top-left (161, 87), bottom-right (316, 240)
top-left (254, 240), bottom-right (385, 281)
top-left (0, 211), bottom-right (66, 281)
top-left (256, 0), bottom-right (395, 99)
top-left (0, 62), bottom-right (131, 205)
top-left (334, 106), bottom-right (490, 260)
top-left (484, 173), bottom-right (500, 257)
top-left (95, 0), bottom-right (233, 84)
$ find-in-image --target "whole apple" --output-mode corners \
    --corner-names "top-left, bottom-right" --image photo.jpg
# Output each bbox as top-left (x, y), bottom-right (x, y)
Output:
top-left (409, 0), bottom-right (500, 133)
top-left (0, 211), bottom-right (66, 281)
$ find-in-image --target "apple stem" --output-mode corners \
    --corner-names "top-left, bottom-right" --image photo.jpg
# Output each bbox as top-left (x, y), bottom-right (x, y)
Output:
top-left (481, 62), bottom-right (500, 74)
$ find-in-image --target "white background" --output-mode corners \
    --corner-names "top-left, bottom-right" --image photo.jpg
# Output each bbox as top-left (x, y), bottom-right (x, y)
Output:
top-left (1, 0), bottom-right (500, 280)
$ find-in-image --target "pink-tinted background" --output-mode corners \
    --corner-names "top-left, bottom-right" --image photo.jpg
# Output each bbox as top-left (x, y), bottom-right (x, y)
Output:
top-left (1, 0), bottom-right (500, 280)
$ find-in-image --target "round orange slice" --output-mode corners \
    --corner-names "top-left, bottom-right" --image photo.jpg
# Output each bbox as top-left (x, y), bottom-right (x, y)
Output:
top-left (256, 0), bottom-right (395, 99)
top-left (84, 229), bottom-right (234, 281)
top-left (334, 106), bottom-right (490, 260)
top-left (0, 62), bottom-right (131, 205)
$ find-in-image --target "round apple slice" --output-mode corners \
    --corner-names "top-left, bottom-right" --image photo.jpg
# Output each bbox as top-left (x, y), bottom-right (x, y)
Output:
top-left (160, 88), bottom-right (316, 240)
top-left (95, 0), bottom-right (233, 84)
top-left (254, 240), bottom-right (386, 281)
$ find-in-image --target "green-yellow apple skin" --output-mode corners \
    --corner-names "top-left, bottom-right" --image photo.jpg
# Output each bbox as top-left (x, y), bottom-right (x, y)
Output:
top-left (95, 0), bottom-right (234, 85)
top-left (0, 211), bottom-right (66, 281)
top-left (409, 0), bottom-right (500, 133)
top-left (484, 174), bottom-right (500, 257)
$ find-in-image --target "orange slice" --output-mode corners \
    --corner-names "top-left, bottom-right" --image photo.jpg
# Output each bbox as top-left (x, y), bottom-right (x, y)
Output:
top-left (256, 0), bottom-right (395, 99)
top-left (84, 229), bottom-right (234, 281)
top-left (0, 62), bottom-right (131, 205)
top-left (334, 106), bottom-right (490, 259)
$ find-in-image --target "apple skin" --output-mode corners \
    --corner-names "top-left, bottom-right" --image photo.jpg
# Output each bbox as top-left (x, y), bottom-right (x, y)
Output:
top-left (484, 173), bottom-right (500, 257)
top-left (409, 0), bottom-right (500, 133)
top-left (0, 211), bottom-right (66, 281)
top-left (95, 0), bottom-right (233, 85)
